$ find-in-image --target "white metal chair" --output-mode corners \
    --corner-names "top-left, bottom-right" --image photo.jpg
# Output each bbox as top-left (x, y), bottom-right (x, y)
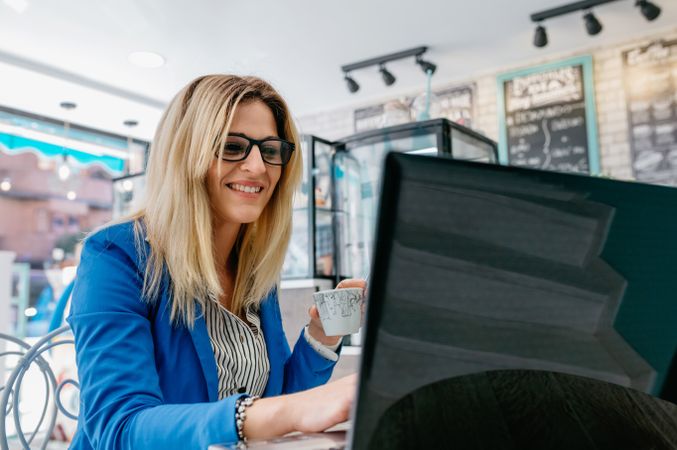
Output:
top-left (0, 326), bottom-right (78, 450)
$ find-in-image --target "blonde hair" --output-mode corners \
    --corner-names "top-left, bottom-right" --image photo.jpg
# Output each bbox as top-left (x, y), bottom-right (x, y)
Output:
top-left (120, 75), bottom-right (302, 326)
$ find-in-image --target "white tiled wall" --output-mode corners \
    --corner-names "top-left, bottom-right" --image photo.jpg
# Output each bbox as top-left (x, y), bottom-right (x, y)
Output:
top-left (295, 106), bottom-right (355, 142)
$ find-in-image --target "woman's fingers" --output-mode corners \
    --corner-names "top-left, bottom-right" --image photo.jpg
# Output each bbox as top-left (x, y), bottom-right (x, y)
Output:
top-left (291, 373), bottom-right (358, 433)
top-left (308, 305), bottom-right (320, 320)
top-left (336, 278), bottom-right (367, 290)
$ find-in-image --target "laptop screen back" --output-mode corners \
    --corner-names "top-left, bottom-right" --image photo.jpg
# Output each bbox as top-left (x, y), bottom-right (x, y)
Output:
top-left (351, 153), bottom-right (677, 448)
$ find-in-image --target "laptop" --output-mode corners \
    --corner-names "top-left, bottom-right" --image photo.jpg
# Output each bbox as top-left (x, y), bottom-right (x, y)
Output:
top-left (213, 152), bottom-right (677, 449)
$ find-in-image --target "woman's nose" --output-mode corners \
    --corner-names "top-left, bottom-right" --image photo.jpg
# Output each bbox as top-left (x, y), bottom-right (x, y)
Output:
top-left (241, 145), bottom-right (267, 174)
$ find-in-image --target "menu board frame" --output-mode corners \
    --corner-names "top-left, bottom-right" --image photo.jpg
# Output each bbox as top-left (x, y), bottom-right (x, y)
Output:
top-left (623, 39), bottom-right (677, 186)
top-left (497, 55), bottom-right (600, 175)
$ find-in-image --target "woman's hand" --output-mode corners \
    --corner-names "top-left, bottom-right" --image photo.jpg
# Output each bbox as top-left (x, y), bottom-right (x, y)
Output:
top-left (288, 373), bottom-right (357, 433)
top-left (242, 374), bottom-right (357, 439)
top-left (307, 279), bottom-right (367, 345)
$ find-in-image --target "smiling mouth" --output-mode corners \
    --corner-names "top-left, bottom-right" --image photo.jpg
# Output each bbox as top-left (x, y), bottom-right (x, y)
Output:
top-left (226, 183), bottom-right (263, 194)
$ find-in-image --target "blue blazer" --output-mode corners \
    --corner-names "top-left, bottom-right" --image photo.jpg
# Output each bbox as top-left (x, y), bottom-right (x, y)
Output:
top-left (67, 222), bottom-right (338, 449)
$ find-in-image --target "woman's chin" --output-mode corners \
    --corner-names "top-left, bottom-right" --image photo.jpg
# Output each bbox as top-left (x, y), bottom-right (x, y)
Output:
top-left (224, 208), bottom-right (264, 225)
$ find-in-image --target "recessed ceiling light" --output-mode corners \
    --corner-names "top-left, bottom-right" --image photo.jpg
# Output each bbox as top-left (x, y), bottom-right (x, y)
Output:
top-left (60, 101), bottom-right (77, 110)
top-left (3, 0), bottom-right (28, 14)
top-left (128, 51), bottom-right (165, 69)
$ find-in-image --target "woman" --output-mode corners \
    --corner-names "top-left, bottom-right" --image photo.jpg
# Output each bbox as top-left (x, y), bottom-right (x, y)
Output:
top-left (68, 75), bottom-right (364, 449)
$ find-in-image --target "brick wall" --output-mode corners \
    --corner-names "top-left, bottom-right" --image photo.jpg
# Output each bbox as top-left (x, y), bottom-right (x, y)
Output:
top-left (297, 27), bottom-right (677, 182)
top-left (0, 151), bottom-right (114, 263)
top-left (475, 74), bottom-right (500, 142)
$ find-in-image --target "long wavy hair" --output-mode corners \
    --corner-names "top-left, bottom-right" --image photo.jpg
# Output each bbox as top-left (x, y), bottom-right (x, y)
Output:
top-left (118, 75), bottom-right (302, 326)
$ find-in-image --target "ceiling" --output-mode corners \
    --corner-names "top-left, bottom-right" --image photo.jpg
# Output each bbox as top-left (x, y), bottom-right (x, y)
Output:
top-left (0, 0), bottom-right (675, 141)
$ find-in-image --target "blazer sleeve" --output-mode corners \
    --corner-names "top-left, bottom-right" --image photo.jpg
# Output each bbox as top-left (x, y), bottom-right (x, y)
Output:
top-left (68, 229), bottom-right (242, 449)
top-left (267, 291), bottom-right (340, 394)
top-left (281, 330), bottom-right (341, 394)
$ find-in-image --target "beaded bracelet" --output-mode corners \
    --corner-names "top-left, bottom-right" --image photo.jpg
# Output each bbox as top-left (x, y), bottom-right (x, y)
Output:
top-left (235, 395), bottom-right (259, 445)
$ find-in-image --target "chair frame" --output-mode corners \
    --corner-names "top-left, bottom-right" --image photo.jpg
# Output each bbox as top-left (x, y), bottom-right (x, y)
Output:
top-left (1, 325), bottom-right (78, 450)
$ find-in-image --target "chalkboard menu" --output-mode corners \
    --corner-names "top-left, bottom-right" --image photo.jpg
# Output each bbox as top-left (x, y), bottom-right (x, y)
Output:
top-left (500, 61), bottom-right (596, 174)
top-left (623, 40), bottom-right (677, 186)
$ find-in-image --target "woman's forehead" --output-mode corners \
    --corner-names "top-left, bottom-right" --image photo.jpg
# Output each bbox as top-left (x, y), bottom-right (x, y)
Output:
top-left (227, 100), bottom-right (278, 138)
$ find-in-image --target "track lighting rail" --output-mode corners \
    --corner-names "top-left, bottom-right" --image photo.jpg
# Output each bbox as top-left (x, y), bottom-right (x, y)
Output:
top-left (340, 46), bottom-right (436, 93)
top-left (531, 0), bottom-right (620, 22)
top-left (340, 46), bottom-right (427, 73)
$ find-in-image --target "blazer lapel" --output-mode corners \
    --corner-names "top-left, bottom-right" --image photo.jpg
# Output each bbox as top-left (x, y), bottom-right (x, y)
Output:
top-left (188, 302), bottom-right (219, 402)
top-left (260, 290), bottom-right (285, 397)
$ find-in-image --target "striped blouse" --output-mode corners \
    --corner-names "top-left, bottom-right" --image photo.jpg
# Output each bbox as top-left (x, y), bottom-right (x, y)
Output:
top-left (203, 299), bottom-right (270, 400)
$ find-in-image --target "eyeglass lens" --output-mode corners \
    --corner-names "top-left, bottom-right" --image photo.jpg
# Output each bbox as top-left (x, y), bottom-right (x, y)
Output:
top-left (222, 134), bottom-right (292, 165)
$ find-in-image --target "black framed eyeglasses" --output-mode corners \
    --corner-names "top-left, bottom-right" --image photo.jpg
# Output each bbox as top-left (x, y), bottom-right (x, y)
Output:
top-left (217, 133), bottom-right (295, 166)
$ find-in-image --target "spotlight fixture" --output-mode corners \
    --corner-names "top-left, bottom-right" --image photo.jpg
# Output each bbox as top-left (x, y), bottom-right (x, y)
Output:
top-left (379, 65), bottom-right (396, 86)
top-left (533, 24), bottom-right (548, 47)
top-left (530, 0), bottom-right (662, 48)
top-left (344, 73), bottom-right (360, 93)
top-left (340, 46), bottom-right (436, 94)
top-left (415, 56), bottom-right (437, 75)
top-left (636, 0), bottom-right (661, 20)
top-left (583, 11), bottom-right (603, 35)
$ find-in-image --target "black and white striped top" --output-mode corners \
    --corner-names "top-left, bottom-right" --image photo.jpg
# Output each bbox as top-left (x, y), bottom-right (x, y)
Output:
top-left (203, 299), bottom-right (270, 400)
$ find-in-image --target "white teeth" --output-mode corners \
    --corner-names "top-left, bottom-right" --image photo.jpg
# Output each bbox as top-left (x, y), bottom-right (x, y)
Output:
top-left (228, 183), bottom-right (262, 193)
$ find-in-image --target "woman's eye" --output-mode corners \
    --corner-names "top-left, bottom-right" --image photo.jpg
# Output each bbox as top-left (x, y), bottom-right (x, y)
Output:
top-left (225, 143), bottom-right (245, 152)
top-left (261, 146), bottom-right (278, 156)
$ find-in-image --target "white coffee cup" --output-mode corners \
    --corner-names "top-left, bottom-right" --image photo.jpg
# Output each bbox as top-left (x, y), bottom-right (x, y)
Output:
top-left (313, 287), bottom-right (363, 336)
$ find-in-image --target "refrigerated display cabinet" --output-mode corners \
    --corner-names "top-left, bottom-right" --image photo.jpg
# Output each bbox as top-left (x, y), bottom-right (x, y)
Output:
top-left (331, 118), bottom-right (497, 281)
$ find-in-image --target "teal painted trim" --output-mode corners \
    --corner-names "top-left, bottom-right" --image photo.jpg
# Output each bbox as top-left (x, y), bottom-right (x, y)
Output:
top-left (496, 75), bottom-right (509, 165)
top-left (0, 132), bottom-right (125, 174)
top-left (0, 111), bottom-right (130, 150)
top-left (496, 55), bottom-right (601, 174)
top-left (581, 56), bottom-right (601, 175)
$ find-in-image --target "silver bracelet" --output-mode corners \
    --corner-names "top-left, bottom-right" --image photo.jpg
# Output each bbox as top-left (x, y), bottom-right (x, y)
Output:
top-left (235, 395), bottom-right (259, 444)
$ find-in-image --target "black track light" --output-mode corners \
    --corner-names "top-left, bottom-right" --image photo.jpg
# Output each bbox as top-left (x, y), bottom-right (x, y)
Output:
top-left (344, 73), bottom-right (359, 93)
top-left (533, 24), bottom-right (548, 48)
top-left (636, 0), bottom-right (661, 20)
top-left (531, 0), bottom-right (662, 47)
top-left (379, 65), bottom-right (396, 86)
top-left (416, 56), bottom-right (437, 75)
top-left (341, 47), bottom-right (435, 93)
top-left (583, 11), bottom-right (603, 35)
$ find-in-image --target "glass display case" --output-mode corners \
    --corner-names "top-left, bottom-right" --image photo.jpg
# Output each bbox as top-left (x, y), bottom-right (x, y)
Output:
top-left (282, 136), bottom-right (337, 280)
top-left (285, 119), bottom-right (497, 282)
top-left (332, 118), bottom-right (497, 280)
